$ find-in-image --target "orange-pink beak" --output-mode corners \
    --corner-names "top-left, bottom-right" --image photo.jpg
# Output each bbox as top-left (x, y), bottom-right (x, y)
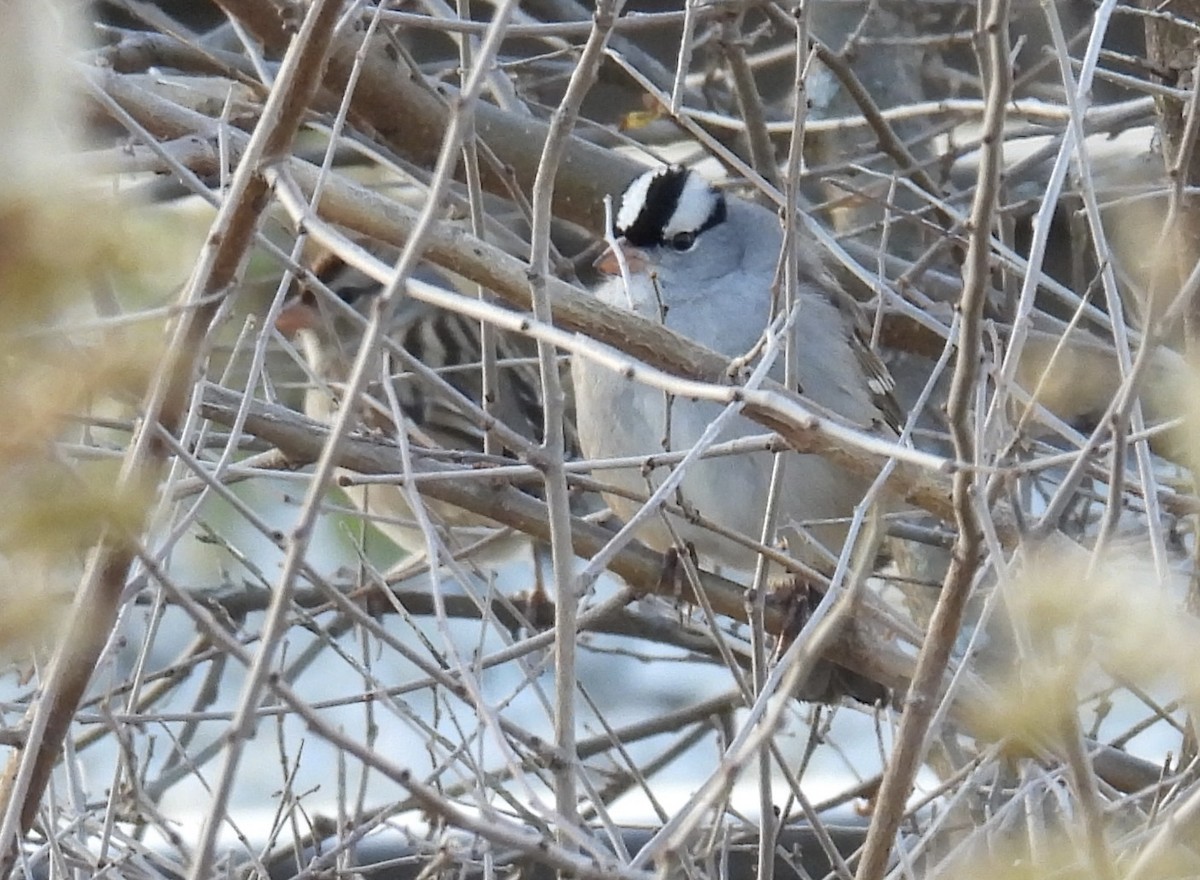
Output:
top-left (275, 299), bottom-right (320, 338)
top-left (594, 238), bottom-right (648, 276)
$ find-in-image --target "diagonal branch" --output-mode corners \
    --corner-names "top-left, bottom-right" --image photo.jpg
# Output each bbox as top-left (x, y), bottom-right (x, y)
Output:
top-left (853, 1), bottom-right (1011, 877)
top-left (0, 0), bottom-right (343, 865)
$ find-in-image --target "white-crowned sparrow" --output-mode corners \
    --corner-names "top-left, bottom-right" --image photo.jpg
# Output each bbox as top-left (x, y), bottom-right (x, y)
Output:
top-left (572, 165), bottom-right (901, 576)
top-left (276, 252), bottom-right (567, 564)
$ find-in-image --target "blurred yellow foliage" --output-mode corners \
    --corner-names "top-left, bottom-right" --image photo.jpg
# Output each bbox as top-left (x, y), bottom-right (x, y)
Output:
top-left (1158, 354), bottom-right (1200, 475)
top-left (0, 2), bottom-right (178, 659)
top-left (969, 538), bottom-right (1199, 752)
top-left (934, 827), bottom-right (1200, 880)
top-left (0, 461), bottom-right (156, 559)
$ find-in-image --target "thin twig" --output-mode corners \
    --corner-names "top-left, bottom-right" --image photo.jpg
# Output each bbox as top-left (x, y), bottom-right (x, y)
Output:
top-left (853, 1), bottom-right (1010, 876)
top-left (525, 0), bottom-right (626, 842)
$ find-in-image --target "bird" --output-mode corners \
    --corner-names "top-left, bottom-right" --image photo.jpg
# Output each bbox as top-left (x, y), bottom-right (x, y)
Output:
top-left (275, 250), bottom-right (569, 567)
top-left (572, 164), bottom-right (902, 577)
top-left (572, 166), bottom-right (900, 704)
top-left (275, 180), bottom-right (889, 702)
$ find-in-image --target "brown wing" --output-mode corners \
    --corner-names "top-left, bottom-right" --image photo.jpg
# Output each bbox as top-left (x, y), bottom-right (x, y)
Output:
top-left (823, 282), bottom-right (904, 437)
top-left (284, 250), bottom-right (577, 458)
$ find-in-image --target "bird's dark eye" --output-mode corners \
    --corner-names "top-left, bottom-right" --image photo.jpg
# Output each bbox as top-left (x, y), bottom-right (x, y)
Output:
top-left (338, 284), bottom-right (378, 307)
top-left (669, 231), bottom-right (696, 251)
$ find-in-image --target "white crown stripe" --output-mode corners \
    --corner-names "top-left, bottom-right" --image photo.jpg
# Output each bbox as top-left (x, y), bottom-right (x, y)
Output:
top-left (663, 171), bottom-right (721, 238)
top-left (614, 169), bottom-right (659, 234)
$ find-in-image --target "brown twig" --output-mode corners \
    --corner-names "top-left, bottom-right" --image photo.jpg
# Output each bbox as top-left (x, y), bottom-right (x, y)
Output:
top-left (525, 0), bottom-right (627, 839)
top-left (219, 0), bottom-right (641, 232)
top-left (853, 1), bottom-right (1010, 876)
top-left (718, 9), bottom-right (779, 187)
top-left (809, 39), bottom-right (945, 204)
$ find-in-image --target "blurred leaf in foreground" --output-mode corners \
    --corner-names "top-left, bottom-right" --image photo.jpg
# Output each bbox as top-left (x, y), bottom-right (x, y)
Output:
top-left (0, 2), bottom-right (171, 660)
top-left (969, 537), bottom-right (1197, 753)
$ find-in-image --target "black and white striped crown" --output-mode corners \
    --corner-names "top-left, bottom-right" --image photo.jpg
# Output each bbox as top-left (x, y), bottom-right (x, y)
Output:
top-left (614, 166), bottom-right (727, 250)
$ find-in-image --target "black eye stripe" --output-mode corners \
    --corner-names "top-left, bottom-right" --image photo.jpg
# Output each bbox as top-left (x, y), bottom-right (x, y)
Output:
top-left (338, 284), bottom-right (378, 306)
